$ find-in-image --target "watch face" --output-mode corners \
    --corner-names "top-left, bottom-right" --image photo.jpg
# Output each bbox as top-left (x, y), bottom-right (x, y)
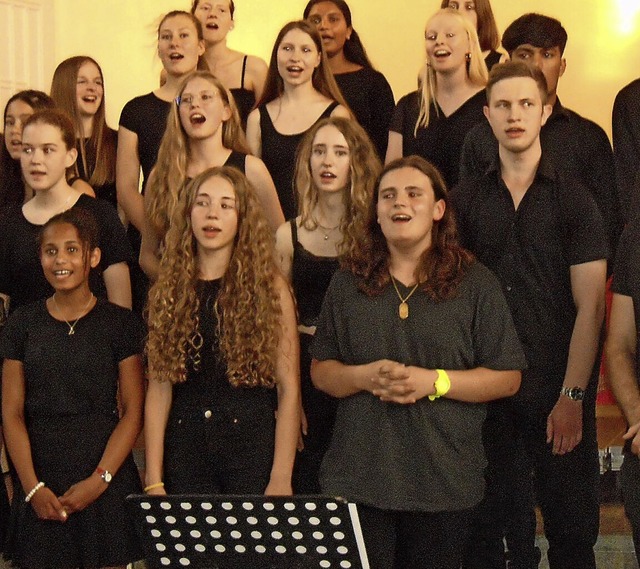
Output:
top-left (102, 471), bottom-right (113, 483)
top-left (566, 387), bottom-right (584, 401)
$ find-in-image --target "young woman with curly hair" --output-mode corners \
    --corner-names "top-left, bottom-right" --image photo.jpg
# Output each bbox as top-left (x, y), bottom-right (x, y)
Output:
top-left (50, 56), bottom-right (118, 207)
top-left (246, 20), bottom-right (351, 220)
top-left (275, 116), bottom-right (379, 493)
top-left (311, 155), bottom-right (525, 569)
top-left (386, 8), bottom-right (488, 188)
top-left (144, 166), bottom-right (300, 496)
top-left (140, 70), bottom-right (283, 280)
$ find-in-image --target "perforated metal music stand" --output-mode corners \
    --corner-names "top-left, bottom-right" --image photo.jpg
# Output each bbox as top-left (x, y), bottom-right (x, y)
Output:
top-left (126, 494), bottom-right (369, 569)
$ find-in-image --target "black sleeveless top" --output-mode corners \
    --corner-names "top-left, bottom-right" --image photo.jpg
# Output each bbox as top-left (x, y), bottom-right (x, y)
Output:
top-left (229, 55), bottom-right (255, 131)
top-left (224, 150), bottom-right (247, 173)
top-left (289, 220), bottom-right (340, 328)
top-left (259, 101), bottom-right (340, 220)
top-left (172, 279), bottom-right (274, 412)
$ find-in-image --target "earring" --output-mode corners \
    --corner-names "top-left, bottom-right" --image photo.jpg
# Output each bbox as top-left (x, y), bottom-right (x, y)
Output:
top-left (465, 52), bottom-right (471, 62)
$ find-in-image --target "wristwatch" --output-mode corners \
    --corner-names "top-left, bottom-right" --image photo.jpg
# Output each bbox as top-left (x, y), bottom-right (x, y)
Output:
top-left (95, 467), bottom-right (113, 484)
top-left (560, 386), bottom-right (585, 401)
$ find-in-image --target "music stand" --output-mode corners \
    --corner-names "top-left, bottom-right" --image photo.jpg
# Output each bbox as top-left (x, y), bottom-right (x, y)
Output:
top-left (127, 494), bottom-right (369, 569)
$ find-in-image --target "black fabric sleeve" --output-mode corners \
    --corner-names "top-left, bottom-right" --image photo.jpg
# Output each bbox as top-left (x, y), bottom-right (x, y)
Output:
top-left (0, 306), bottom-right (29, 361)
top-left (612, 81), bottom-right (640, 224)
top-left (110, 306), bottom-right (145, 362)
top-left (612, 220), bottom-right (638, 296)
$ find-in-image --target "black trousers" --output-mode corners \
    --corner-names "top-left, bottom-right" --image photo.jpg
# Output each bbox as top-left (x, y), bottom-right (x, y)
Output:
top-left (358, 503), bottom-right (473, 569)
top-left (464, 400), bottom-right (600, 569)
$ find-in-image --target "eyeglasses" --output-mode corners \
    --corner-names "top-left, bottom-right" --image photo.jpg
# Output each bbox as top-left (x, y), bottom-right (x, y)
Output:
top-left (175, 91), bottom-right (219, 107)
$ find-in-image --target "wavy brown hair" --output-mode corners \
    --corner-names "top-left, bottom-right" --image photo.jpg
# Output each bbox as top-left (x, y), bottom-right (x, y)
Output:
top-left (147, 166), bottom-right (283, 387)
top-left (294, 117), bottom-right (380, 256)
top-left (343, 155), bottom-right (474, 301)
top-left (50, 56), bottom-right (117, 188)
top-left (257, 20), bottom-right (349, 111)
top-left (416, 9), bottom-right (488, 134)
top-left (145, 71), bottom-right (249, 240)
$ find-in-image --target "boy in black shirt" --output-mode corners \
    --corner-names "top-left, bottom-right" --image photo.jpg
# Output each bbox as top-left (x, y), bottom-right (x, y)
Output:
top-left (452, 61), bottom-right (608, 569)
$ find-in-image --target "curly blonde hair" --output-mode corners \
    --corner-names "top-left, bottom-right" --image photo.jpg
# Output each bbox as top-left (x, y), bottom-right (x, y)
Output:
top-left (146, 71), bottom-right (249, 240)
top-left (147, 166), bottom-right (283, 387)
top-left (294, 117), bottom-right (380, 256)
top-left (416, 8), bottom-right (488, 135)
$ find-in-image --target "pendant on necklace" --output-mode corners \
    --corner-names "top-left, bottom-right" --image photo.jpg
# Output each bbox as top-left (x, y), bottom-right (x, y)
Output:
top-left (68, 328), bottom-right (75, 336)
top-left (399, 302), bottom-right (409, 320)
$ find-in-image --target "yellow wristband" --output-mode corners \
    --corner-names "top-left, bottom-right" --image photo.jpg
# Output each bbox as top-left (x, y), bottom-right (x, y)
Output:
top-left (428, 369), bottom-right (451, 401)
top-left (144, 482), bottom-right (165, 493)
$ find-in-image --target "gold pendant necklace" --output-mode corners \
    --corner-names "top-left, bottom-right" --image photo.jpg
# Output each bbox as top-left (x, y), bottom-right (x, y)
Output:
top-left (52, 293), bottom-right (94, 335)
top-left (390, 275), bottom-right (420, 320)
top-left (315, 219), bottom-right (340, 241)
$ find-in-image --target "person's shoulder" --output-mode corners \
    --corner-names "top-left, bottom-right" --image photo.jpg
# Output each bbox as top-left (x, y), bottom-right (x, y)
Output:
top-left (615, 78), bottom-right (640, 106)
top-left (562, 106), bottom-right (610, 141)
top-left (397, 90), bottom-right (419, 106)
top-left (96, 299), bottom-right (143, 327)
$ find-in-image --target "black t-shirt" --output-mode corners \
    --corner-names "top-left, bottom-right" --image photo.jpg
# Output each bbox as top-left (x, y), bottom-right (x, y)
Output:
top-left (459, 99), bottom-right (622, 257)
top-left (118, 92), bottom-right (171, 192)
top-left (335, 67), bottom-right (395, 160)
top-left (451, 155), bottom-right (609, 413)
top-left (0, 299), bottom-right (143, 419)
top-left (390, 89), bottom-right (485, 188)
top-left (0, 194), bottom-right (132, 313)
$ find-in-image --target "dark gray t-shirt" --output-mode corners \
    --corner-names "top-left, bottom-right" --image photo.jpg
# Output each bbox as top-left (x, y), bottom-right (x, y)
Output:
top-left (311, 262), bottom-right (526, 512)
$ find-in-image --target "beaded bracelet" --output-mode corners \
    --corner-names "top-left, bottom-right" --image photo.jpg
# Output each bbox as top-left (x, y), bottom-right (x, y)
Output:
top-left (144, 482), bottom-right (165, 493)
top-left (25, 481), bottom-right (45, 503)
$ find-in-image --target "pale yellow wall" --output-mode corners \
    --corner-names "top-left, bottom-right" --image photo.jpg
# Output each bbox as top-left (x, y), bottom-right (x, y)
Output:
top-left (44, 0), bottom-right (640, 139)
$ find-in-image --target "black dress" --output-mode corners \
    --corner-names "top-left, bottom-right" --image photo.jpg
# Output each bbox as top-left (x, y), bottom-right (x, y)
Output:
top-left (334, 67), bottom-right (395, 159)
top-left (259, 101), bottom-right (339, 219)
top-left (0, 299), bottom-right (144, 569)
top-left (229, 55), bottom-right (256, 130)
top-left (75, 128), bottom-right (118, 209)
top-left (289, 220), bottom-right (340, 493)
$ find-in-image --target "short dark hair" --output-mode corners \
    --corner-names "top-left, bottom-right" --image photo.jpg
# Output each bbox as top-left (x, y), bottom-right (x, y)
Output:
top-left (502, 13), bottom-right (568, 56)
top-left (486, 61), bottom-right (548, 105)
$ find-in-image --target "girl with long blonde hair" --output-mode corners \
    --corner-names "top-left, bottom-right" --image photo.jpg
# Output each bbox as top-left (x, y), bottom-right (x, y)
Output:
top-left (386, 8), bottom-right (488, 188)
top-left (145, 166), bottom-right (299, 496)
top-left (140, 70), bottom-right (283, 280)
top-left (275, 116), bottom-right (380, 492)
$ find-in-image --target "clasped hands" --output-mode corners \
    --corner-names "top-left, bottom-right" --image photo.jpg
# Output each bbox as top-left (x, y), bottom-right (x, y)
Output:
top-left (29, 474), bottom-right (107, 522)
top-left (370, 360), bottom-right (433, 404)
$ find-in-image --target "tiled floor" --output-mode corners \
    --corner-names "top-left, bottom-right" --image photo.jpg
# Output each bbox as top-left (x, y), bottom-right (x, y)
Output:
top-left (536, 535), bottom-right (638, 569)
